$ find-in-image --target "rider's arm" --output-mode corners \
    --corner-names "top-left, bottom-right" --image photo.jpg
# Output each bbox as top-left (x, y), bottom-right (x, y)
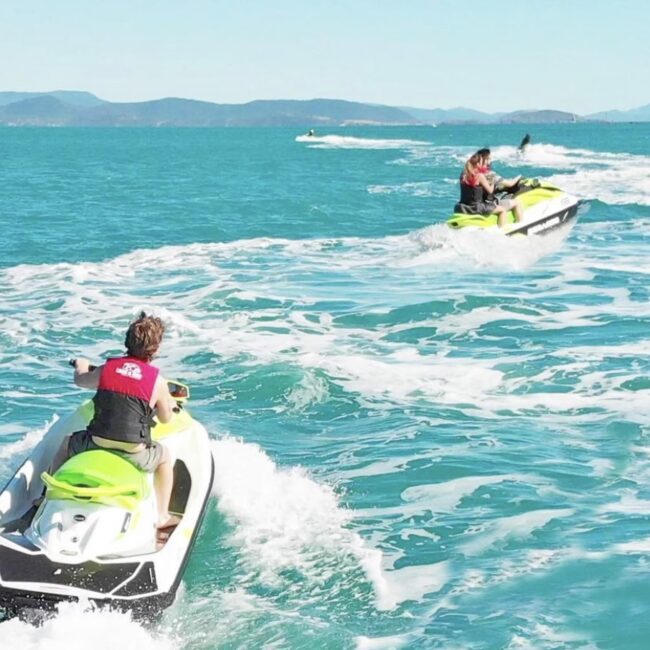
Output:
top-left (477, 173), bottom-right (495, 194)
top-left (502, 175), bottom-right (522, 188)
top-left (73, 358), bottom-right (102, 389)
top-left (153, 375), bottom-right (176, 424)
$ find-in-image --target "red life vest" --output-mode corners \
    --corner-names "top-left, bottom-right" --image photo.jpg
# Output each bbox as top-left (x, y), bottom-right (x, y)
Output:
top-left (87, 357), bottom-right (160, 444)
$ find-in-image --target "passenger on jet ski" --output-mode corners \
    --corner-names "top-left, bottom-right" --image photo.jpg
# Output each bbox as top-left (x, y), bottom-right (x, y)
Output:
top-left (477, 148), bottom-right (521, 193)
top-left (455, 149), bottom-right (523, 229)
top-left (51, 312), bottom-right (179, 532)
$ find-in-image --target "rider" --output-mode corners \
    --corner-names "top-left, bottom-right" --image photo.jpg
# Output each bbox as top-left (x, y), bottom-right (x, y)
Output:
top-left (52, 312), bottom-right (179, 531)
top-left (476, 147), bottom-right (521, 193)
top-left (456, 149), bottom-right (523, 229)
top-left (518, 133), bottom-right (531, 152)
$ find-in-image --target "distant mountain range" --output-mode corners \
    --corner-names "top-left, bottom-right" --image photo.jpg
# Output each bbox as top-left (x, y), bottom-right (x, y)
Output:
top-left (0, 91), bottom-right (648, 126)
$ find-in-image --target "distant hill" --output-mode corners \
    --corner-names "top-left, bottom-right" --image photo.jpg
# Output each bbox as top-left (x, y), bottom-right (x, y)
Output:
top-left (0, 90), bottom-right (105, 107)
top-left (587, 103), bottom-right (650, 122)
top-left (0, 90), bottom-right (648, 126)
top-left (0, 96), bottom-right (79, 125)
top-left (0, 94), bottom-right (418, 127)
top-left (400, 106), bottom-right (582, 125)
top-left (497, 110), bottom-right (580, 124)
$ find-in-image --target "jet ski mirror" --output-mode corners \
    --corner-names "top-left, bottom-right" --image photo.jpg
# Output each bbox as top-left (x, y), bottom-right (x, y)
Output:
top-left (168, 380), bottom-right (190, 403)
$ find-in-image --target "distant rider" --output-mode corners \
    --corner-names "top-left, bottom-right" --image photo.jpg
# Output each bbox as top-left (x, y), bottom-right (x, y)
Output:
top-left (52, 312), bottom-right (179, 533)
top-left (518, 133), bottom-right (531, 152)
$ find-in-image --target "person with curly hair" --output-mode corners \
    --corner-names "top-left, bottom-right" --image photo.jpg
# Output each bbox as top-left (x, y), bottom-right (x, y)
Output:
top-left (52, 311), bottom-right (179, 532)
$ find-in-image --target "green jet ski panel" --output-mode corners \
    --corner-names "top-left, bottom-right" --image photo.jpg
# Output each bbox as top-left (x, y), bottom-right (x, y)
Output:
top-left (41, 449), bottom-right (150, 510)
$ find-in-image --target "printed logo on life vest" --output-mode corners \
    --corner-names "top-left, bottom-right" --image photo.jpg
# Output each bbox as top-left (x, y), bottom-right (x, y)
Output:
top-left (115, 362), bottom-right (143, 380)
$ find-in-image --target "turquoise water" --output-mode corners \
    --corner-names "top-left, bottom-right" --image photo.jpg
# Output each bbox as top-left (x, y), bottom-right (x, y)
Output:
top-left (1, 124), bottom-right (649, 649)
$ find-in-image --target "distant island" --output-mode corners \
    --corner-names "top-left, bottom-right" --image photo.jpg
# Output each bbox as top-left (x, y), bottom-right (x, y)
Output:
top-left (0, 91), bottom-right (648, 127)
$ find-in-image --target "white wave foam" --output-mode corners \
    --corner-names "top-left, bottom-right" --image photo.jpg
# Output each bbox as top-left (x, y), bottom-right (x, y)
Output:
top-left (460, 508), bottom-right (574, 556)
top-left (210, 437), bottom-right (398, 609)
top-left (367, 181), bottom-right (436, 197)
top-left (379, 561), bottom-right (449, 610)
top-left (1, 232), bottom-right (537, 416)
top-left (282, 370), bottom-right (330, 412)
top-left (547, 165), bottom-right (650, 205)
top-left (335, 453), bottom-right (432, 481)
top-left (356, 633), bottom-right (411, 649)
top-left (614, 537), bottom-right (650, 553)
top-left (599, 490), bottom-right (650, 515)
top-left (295, 134), bottom-right (429, 149)
top-left (356, 474), bottom-right (531, 522)
top-left (0, 225), bottom-right (644, 422)
top-left (491, 143), bottom-right (596, 170)
top-left (0, 601), bottom-right (175, 650)
top-left (410, 223), bottom-right (574, 270)
top-left (506, 619), bottom-right (591, 649)
top-left (0, 417), bottom-right (55, 461)
top-left (296, 351), bottom-right (502, 407)
top-left (487, 142), bottom-right (650, 205)
top-left (401, 475), bottom-right (532, 515)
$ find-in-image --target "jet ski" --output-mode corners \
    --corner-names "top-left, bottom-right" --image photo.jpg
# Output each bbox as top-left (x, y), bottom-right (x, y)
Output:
top-left (447, 178), bottom-right (580, 236)
top-left (0, 378), bottom-right (214, 620)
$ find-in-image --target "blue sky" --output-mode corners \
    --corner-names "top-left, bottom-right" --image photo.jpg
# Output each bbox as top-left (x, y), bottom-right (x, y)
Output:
top-left (2, 0), bottom-right (648, 114)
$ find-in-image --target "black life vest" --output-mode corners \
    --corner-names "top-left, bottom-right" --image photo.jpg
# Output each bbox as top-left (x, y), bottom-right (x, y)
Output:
top-left (458, 172), bottom-right (485, 206)
top-left (87, 357), bottom-right (159, 445)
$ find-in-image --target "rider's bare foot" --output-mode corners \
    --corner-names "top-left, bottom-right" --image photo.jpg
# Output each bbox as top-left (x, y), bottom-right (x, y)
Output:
top-left (157, 513), bottom-right (181, 530)
top-left (155, 514), bottom-right (181, 550)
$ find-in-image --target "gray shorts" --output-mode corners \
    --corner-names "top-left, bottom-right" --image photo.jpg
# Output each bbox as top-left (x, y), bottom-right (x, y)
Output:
top-left (68, 430), bottom-right (163, 473)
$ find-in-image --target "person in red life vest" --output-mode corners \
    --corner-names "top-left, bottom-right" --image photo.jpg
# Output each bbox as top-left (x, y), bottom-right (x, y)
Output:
top-left (476, 147), bottom-right (522, 194)
top-left (52, 312), bottom-right (179, 532)
top-left (456, 149), bottom-right (523, 229)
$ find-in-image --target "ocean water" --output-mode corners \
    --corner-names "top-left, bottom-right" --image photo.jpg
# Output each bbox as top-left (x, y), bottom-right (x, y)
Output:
top-left (1, 123), bottom-right (649, 649)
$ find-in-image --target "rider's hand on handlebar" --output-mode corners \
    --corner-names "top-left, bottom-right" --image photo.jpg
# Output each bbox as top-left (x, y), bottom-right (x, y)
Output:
top-left (72, 358), bottom-right (92, 373)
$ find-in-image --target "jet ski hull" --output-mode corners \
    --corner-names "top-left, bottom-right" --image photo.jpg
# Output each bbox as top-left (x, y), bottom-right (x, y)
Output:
top-left (0, 543), bottom-right (175, 619)
top-left (0, 400), bottom-right (214, 620)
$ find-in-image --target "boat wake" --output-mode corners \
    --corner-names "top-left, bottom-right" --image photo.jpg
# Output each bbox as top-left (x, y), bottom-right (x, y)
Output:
top-left (408, 222), bottom-right (574, 270)
top-left (484, 143), bottom-right (650, 206)
top-left (295, 134), bottom-right (429, 150)
top-left (0, 600), bottom-right (175, 649)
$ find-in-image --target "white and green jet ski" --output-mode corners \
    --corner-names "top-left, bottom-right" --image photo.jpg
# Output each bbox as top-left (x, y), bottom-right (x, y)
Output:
top-left (447, 178), bottom-right (580, 236)
top-left (0, 379), bottom-right (214, 620)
